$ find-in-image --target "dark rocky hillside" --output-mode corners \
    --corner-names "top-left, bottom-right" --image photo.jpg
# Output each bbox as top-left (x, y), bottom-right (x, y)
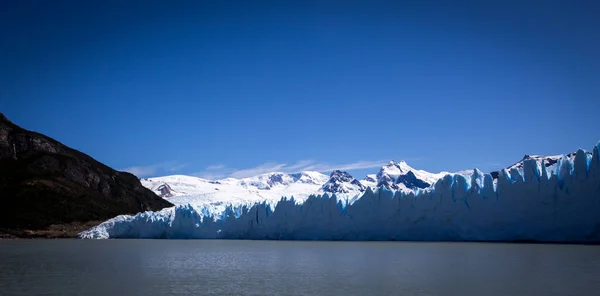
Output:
top-left (0, 113), bottom-right (173, 237)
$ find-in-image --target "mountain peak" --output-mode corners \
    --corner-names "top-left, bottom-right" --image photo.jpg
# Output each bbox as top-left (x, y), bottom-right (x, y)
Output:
top-left (363, 174), bottom-right (377, 183)
top-left (288, 171), bottom-right (328, 184)
top-left (321, 170), bottom-right (365, 194)
top-left (397, 160), bottom-right (413, 170)
top-left (383, 160), bottom-right (414, 171)
top-left (330, 169), bottom-right (350, 177)
top-left (375, 159), bottom-right (441, 190)
top-left (267, 173), bottom-right (289, 187)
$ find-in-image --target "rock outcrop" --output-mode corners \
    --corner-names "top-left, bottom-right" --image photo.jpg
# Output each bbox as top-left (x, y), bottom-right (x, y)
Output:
top-left (0, 113), bottom-right (173, 235)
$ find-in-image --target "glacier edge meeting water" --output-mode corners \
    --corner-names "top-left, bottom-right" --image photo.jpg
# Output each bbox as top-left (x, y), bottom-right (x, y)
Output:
top-left (80, 142), bottom-right (600, 242)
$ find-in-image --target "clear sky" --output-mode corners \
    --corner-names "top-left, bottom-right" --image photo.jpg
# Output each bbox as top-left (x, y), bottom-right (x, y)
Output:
top-left (2, 1), bottom-right (599, 179)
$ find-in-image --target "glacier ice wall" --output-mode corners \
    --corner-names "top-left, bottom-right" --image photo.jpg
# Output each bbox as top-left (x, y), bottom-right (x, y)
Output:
top-left (81, 143), bottom-right (600, 243)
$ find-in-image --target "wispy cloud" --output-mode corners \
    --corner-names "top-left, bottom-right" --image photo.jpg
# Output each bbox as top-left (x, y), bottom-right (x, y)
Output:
top-left (205, 164), bottom-right (226, 170)
top-left (120, 161), bottom-right (188, 177)
top-left (194, 172), bottom-right (230, 180)
top-left (192, 159), bottom-right (411, 180)
top-left (191, 163), bottom-right (233, 179)
top-left (229, 163), bottom-right (289, 179)
top-left (168, 163), bottom-right (188, 172)
top-left (120, 165), bottom-right (160, 177)
top-left (300, 160), bottom-right (390, 172)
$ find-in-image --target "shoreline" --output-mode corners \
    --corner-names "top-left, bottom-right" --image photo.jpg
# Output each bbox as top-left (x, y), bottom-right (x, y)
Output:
top-left (0, 221), bottom-right (103, 239)
top-left (4, 231), bottom-right (600, 246)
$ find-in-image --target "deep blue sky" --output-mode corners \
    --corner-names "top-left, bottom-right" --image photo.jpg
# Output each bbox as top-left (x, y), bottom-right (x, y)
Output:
top-left (2, 1), bottom-right (599, 179)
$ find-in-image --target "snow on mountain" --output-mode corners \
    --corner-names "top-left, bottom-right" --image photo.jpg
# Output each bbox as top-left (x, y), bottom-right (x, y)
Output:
top-left (361, 174), bottom-right (377, 185)
top-left (319, 170), bottom-right (366, 194)
top-left (375, 160), bottom-right (451, 191)
top-left (141, 160), bottom-right (468, 212)
top-left (80, 142), bottom-right (600, 242)
top-left (141, 172), bottom-right (331, 213)
top-left (141, 152), bottom-right (593, 215)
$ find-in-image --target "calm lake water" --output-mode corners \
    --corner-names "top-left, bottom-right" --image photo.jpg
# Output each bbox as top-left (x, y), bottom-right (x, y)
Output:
top-left (1, 240), bottom-right (599, 296)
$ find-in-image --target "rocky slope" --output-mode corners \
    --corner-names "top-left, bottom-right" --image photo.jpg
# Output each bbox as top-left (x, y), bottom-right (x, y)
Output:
top-left (0, 113), bottom-right (173, 237)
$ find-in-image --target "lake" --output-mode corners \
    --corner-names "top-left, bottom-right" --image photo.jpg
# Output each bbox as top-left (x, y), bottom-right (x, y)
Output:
top-left (1, 240), bottom-right (599, 295)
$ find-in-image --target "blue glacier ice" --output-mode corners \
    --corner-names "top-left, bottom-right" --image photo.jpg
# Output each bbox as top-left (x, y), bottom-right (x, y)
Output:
top-left (80, 142), bottom-right (600, 243)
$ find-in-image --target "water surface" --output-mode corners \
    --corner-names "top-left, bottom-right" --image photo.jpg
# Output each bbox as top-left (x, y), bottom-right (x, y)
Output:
top-left (1, 240), bottom-right (599, 295)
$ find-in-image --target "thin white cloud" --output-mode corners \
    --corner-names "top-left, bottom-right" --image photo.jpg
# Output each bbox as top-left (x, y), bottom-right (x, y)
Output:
top-left (120, 161), bottom-right (188, 177)
top-left (229, 163), bottom-right (288, 178)
top-left (121, 165), bottom-right (161, 177)
top-left (194, 172), bottom-right (230, 180)
top-left (193, 158), bottom-right (419, 180)
top-left (190, 164), bottom-right (234, 179)
top-left (300, 160), bottom-right (390, 172)
top-left (284, 160), bottom-right (315, 171)
top-left (205, 164), bottom-right (226, 170)
top-left (168, 163), bottom-right (188, 172)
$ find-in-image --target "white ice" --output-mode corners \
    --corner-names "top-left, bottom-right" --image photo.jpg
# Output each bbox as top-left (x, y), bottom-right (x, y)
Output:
top-left (81, 142), bottom-right (600, 243)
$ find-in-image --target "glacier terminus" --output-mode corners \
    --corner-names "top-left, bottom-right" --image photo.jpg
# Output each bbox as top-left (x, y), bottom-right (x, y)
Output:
top-left (80, 142), bottom-right (600, 243)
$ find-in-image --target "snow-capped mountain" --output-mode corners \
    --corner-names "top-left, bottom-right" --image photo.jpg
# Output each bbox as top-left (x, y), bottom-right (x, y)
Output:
top-left (140, 160), bottom-right (468, 211)
top-left (362, 174), bottom-right (377, 185)
top-left (141, 172), bottom-right (330, 212)
top-left (375, 160), bottom-right (450, 191)
top-left (320, 170), bottom-right (366, 194)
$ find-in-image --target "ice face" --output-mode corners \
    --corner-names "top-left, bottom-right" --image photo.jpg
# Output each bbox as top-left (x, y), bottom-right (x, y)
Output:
top-left (81, 142), bottom-right (600, 243)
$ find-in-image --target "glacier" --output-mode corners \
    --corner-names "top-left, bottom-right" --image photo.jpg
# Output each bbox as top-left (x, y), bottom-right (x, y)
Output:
top-left (80, 142), bottom-right (600, 243)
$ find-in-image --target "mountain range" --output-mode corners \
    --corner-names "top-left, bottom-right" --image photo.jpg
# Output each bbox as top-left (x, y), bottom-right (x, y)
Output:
top-left (140, 153), bottom-right (581, 212)
top-left (140, 161), bottom-right (454, 211)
